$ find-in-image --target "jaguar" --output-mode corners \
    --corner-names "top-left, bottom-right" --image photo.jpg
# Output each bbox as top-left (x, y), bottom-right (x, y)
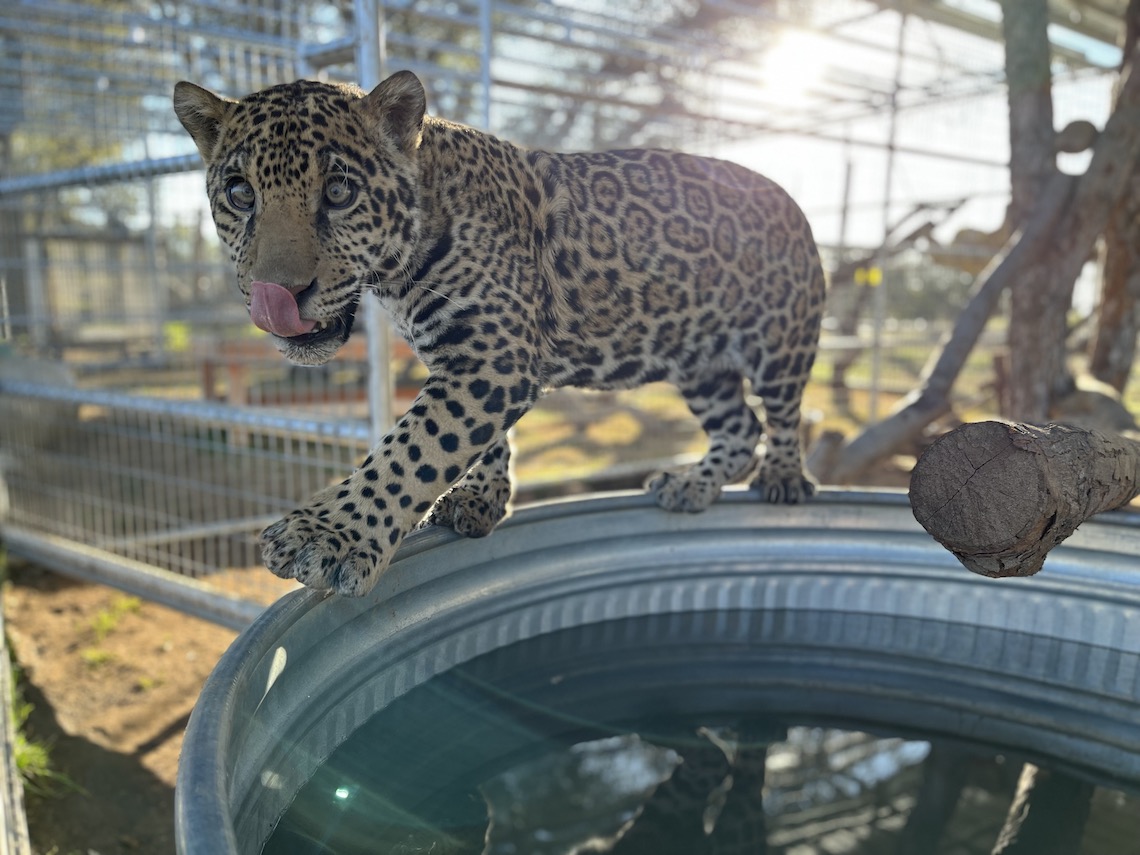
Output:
top-left (174, 71), bottom-right (825, 597)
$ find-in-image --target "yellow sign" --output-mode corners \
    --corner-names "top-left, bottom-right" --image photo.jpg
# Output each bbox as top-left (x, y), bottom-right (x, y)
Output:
top-left (163, 321), bottom-right (191, 352)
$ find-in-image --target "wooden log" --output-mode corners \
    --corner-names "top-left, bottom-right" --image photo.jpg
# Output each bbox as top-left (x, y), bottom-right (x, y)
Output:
top-left (909, 421), bottom-right (1140, 577)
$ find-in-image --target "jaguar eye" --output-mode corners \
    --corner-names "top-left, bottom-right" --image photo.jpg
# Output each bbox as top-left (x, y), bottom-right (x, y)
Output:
top-left (324, 178), bottom-right (357, 209)
top-left (225, 177), bottom-right (255, 212)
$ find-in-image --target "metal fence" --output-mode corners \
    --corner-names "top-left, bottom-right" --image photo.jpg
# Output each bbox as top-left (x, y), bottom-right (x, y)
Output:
top-left (0, 0), bottom-right (1121, 625)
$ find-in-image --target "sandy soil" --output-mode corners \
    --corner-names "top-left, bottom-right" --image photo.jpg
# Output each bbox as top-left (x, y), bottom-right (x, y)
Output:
top-left (4, 559), bottom-right (237, 855)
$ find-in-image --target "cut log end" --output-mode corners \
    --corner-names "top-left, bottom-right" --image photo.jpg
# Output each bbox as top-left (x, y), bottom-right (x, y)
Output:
top-left (910, 420), bottom-right (1140, 578)
top-left (909, 421), bottom-right (1053, 577)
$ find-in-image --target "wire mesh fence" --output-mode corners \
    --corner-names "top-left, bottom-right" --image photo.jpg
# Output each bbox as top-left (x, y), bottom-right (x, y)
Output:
top-left (0, 0), bottom-right (1122, 623)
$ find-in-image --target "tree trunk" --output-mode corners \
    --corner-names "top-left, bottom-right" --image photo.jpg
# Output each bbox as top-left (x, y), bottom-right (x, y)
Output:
top-left (1000, 0), bottom-right (1056, 222)
top-left (1090, 185), bottom-right (1140, 393)
top-left (909, 420), bottom-right (1140, 578)
top-left (1000, 0), bottom-right (1070, 421)
top-left (1088, 0), bottom-right (1140, 394)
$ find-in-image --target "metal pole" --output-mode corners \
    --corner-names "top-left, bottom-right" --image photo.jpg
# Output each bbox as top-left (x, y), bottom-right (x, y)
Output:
top-left (869, 10), bottom-right (907, 422)
top-left (0, 154), bottom-right (202, 197)
top-left (354, 0), bottom-right (394, 445)
top-left (22, 240), bottom-right (46, 351)
top-left (479, 0), bottom-right (493, 130)
top-left (2, 527), bottom-right (264, 630)
top-left (144, 138), bottom-right (167, 354)
top-left (838, 150), bottom-right (853, 255)
top-left (0, 275), bottom-right (10, 340)
top-left (0, 378), bottom-right (373, 443)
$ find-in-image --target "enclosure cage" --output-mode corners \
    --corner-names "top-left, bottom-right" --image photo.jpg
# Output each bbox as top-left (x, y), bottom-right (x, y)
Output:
top-left (0, 0), bottom-right (1126, 625)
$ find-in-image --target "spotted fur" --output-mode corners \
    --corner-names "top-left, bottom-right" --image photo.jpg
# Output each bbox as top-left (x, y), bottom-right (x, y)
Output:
top-left (174, 71), bottom-right (825, 597)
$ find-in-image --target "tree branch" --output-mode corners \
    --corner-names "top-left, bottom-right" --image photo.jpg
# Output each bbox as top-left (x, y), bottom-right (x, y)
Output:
top-left (827, 174), bottom-right (1074, 483)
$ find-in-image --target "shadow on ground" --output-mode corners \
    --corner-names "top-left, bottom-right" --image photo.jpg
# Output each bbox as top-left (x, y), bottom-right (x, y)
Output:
top-left (20, 676), bottom-right (177, 855)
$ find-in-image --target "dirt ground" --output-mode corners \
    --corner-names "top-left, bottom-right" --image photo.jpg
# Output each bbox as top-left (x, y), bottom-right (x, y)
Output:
top-left (4, 559), bottom-right (238, 855)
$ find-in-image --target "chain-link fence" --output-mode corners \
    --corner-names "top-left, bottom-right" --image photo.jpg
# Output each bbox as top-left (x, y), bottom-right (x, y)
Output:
top-left (0, 0), bottom-right (1121, 625)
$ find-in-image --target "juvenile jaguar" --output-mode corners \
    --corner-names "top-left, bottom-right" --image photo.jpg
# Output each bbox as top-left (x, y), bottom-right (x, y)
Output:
top-left (174, 71), bottom-right (826, 597)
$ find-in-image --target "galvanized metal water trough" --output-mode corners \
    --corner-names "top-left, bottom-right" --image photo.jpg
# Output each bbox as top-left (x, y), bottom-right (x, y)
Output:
top-left (175, 489), bottom-right (1140, 854)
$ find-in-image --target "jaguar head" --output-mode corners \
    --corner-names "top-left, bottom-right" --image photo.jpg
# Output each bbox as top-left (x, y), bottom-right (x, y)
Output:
top-left (173, 72), bottom-right (427, 365)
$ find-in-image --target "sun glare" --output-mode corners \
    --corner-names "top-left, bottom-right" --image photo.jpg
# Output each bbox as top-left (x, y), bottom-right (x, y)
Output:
top-left (759, 30), bottom-right (830, 105)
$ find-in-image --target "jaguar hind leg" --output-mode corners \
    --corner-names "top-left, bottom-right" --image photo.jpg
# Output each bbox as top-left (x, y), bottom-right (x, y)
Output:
top-left (648, 372), bottom-right (762, 513)
top-left (750, 375), bottom-right (816, 504)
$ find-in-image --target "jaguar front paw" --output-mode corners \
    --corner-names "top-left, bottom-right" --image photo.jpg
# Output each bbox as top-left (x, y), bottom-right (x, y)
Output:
top-left (260, 492), bottom-right (395, 597)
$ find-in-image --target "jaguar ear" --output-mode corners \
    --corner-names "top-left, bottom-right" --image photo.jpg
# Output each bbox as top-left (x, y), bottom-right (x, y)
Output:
top-left (174, 82), bottom-right (233, 162)
top-left (362, 71), bottom-right (426, 155)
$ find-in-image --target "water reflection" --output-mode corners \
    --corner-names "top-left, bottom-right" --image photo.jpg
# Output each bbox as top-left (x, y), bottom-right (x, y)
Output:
top-left (267, 718), bottom-right (1138, 855)
top-left (263, 612), bottom-right (1140, 855)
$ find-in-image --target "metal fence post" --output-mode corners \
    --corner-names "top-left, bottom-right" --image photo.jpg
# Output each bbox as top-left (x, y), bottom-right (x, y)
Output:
top-left (479, 0), bottom-right (493, 130)
top-left (355, 0), bottom-right (394, 446)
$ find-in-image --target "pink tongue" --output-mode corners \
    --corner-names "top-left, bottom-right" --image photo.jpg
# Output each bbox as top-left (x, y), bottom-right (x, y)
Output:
top-left (249, 281), bottom-right (318, 337)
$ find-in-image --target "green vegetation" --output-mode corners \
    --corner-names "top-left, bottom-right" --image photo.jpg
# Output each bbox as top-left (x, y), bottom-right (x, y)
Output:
top-left (89, 595), bottom-right (141, 643)
top-left (134, 675), bottom-right (162, 693)
top-left (71, 594), bottom-right (143, 670)
top-left (10, 665), bottom-right (82, 798)
top-left (78, 648), bottom-right (115, 670)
